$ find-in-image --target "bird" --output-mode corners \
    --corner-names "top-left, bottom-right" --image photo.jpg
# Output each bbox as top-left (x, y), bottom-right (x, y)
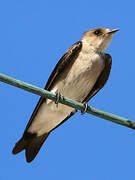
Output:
top-left (12, 27), bottom-right (119, 162)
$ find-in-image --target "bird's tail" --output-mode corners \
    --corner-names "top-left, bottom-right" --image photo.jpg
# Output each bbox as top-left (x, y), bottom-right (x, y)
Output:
top-left (12, 132), bottom-right (50, 163)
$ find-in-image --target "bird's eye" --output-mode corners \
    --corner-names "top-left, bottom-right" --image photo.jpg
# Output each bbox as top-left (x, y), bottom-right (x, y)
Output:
top-left (93, 30), bottom-right (101, 36)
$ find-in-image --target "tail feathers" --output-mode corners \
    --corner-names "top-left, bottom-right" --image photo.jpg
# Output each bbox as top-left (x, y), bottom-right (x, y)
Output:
top-left (12, 132), bottom-right (50, 163)
top-left (12, 137), bottom-right (27, 154)
top-left (25, 133), bottom-right (50, 162)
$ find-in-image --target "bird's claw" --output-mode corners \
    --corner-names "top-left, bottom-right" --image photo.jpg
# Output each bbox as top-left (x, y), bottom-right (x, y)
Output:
top-left (55, 92), bottom-right (63, 107)
top-left (81, 102), bottom-right (89, 115)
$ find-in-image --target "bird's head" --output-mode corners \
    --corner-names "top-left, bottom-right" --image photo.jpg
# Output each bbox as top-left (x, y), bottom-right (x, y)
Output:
top-left (82, 28), bottom-right (119, 53)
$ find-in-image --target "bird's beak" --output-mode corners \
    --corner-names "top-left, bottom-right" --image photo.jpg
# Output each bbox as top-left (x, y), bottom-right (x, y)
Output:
top-left (106, 29), bottom-right (120, 34)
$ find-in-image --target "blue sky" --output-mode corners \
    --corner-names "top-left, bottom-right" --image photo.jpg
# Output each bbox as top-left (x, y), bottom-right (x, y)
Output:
top-left (0, 0), bottom-right (135, 179)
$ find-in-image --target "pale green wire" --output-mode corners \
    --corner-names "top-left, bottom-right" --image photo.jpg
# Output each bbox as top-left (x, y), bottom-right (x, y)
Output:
top-left (0, 73), bottom-right (134, 130)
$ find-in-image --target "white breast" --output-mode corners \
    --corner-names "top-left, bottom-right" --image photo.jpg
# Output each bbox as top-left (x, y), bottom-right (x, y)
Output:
top-left (60, 45), bottom-right (105, 101)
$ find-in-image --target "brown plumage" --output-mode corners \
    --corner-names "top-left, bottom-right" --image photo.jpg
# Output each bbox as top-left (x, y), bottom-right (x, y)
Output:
top-left (12, 28), bottom-right (118, 163)
top-left (12, 41), bottom-right (82, 162)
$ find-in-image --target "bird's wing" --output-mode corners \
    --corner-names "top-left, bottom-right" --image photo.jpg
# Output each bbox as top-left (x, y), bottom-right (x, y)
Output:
top-left (25, 41), bottom-right (82, 131)
top-left (45, 41), bottom-right (82, 91)
top-left (12, 41), bottom-right (82, 162)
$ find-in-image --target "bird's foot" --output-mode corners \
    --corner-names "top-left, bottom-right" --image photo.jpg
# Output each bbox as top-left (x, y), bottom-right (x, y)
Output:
top-left (81, 102), bottom-right (89, 115)
top-left (55, 92), bottom-right (63, 107)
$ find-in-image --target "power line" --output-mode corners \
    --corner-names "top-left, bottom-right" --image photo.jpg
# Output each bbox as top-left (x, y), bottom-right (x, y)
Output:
top-left (0, 73), bottom-right (134, 129)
